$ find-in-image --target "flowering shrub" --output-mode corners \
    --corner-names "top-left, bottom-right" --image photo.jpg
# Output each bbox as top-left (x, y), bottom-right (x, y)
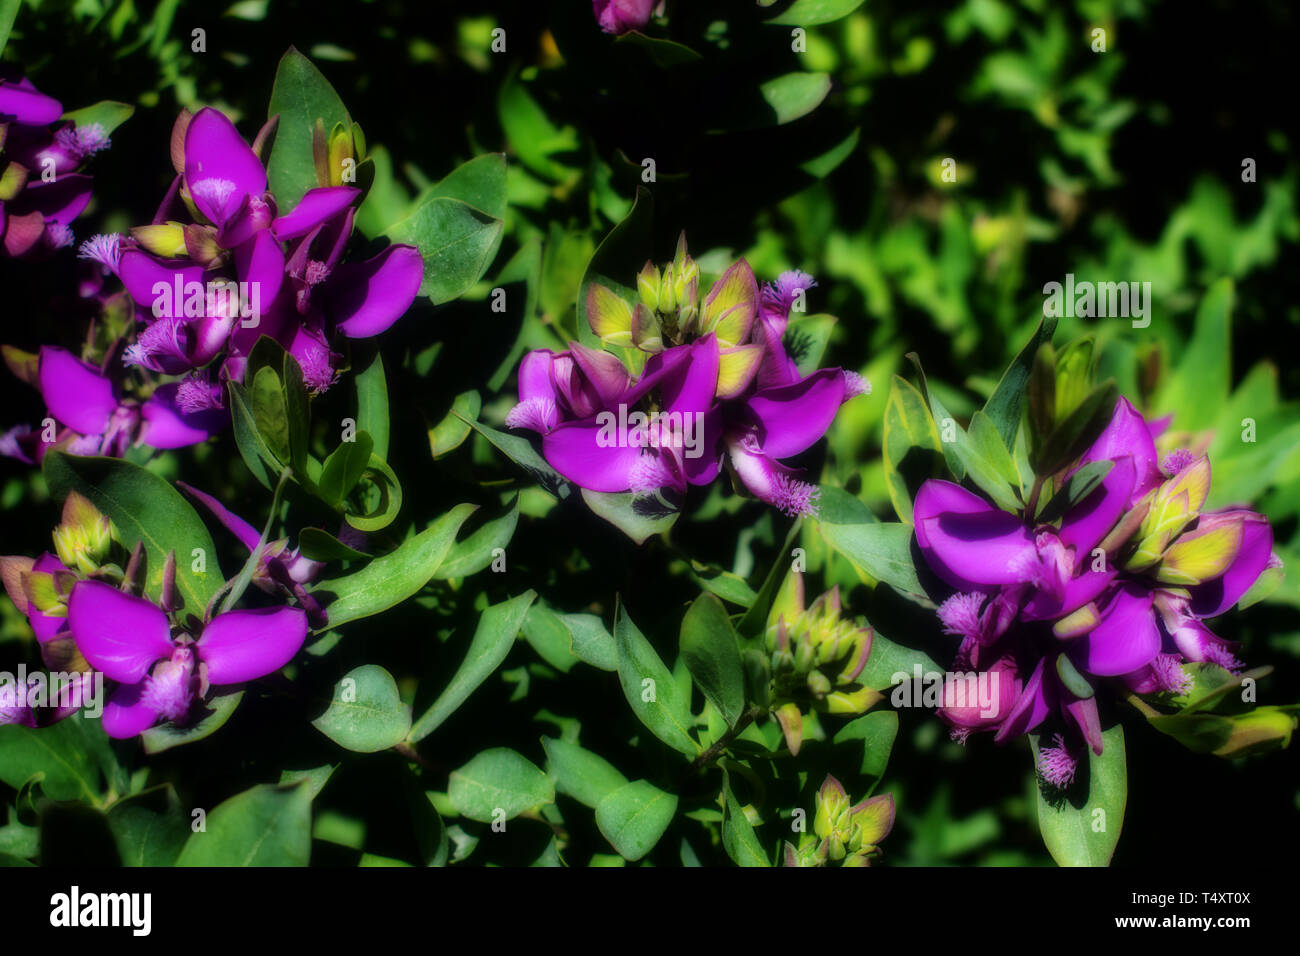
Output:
top-left (0, 2), bottom-right (1296, 875)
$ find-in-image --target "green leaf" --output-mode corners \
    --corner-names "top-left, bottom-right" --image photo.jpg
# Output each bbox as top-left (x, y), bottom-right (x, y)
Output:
top-left (984, 316), bottom-right (1057, 452)
top-left (833, 711), bottom-right (899, 789)
top-left (1032, 724), bottom-right (1126, 867)
top-left (680, 593), bottom-right (746, 727)
top-left (61, 101), bottom-right (134, 137)
top-left (42, 452), bottom-right (222, 613)
top-left (858, 631), bottom-right (942, 691)
top-left (297, 527), bottom-right (372, 562)
top-left (596, 780), bottom-right (679, 861)
top-left (881, 375), bottom-right (945, 524)
top-left (1038, 461), bottom-right (1113, 524)
top-left (580, 488), bottom-right (678, 544)
top-left (433, 496), bottom-right (519, 580)
top-left (312, 665), bottom-right (412, 753)
top-left (614, 604), bottom-right (700, 756)
top-left (542, 738), bottom-right (628, 809)
top-left (1155, 278), bottom-right (1234, 433)
top-left (407, 591), bottom-right (535, 742)
top-left (448, 748), bottom-right (554, 822)
top-left (429, 390), bottom-right (482, 459)
top-left (385, 196), bottom-right (503, 304)
top-left (0, 0), bottom-right (19, 57)
top-left (578, 187), bottom-right (652, 349)
top-left (953, 410), bottom-right (1023, 511)
top-left (562, 613), bottom-right (618, 671)
top-left (765, 0), bottom-right (867, 26)
top-left (266, 46), bottom-right (351, 210)
top-left (758, 72), bottom-right (832, 125)
top-left (1035, 381), bottom-right (1119, 476)
top-left (176, 783), bottom-right (313, 866)
top-left (419, 153), bottom-right (508, 220)
top-left (455, 410), bottom-right (574, 499)
top-left (816, 489), bottom-right (926, 597)
top-left (353, 349), bottom-right (390, 460)
top-left (0, 716), bottom-right (104, 803)
top-left (317, 504), bottom-right (477, 627)
top-left (107, 786), bottom-right (188, 867)
top-left (721, 776), bottom-right (770, 867)
top-left (141, 689), bottom-right (244, 754)
top-left (341, 454), bottom-right (404, 533)
top-left (318, 432), bottom-right (375, 507)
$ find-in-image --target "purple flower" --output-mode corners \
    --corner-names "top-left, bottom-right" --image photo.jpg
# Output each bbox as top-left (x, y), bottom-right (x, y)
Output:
top-left (36, 346), bottom-right (227, 454)
top-left (593, 0), bottom-right (657, 35)
top-left (6, 104), bottom-right (423, 460)
top-left (0, 75), bottom-right (109, 259)
top-left (68, 579), bottom-right (308, 739)
top-left (178, 481), bottom-right (358, 628)
top-left (505, 241), bottom-right (867, 519)
top-left (912, 397), bottom-right (1279, 775)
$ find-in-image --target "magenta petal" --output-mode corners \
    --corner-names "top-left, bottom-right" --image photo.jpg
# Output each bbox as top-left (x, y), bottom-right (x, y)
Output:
top-left (67, 580), bottom-right (173, 684)
top-left (568, 342), bottom-right (632, 408)
top-left (1078, 398), bottom-right (1160, 503)
top-left (543, 419), bottom-right (639, 493)
top-left (19, 175), bottom-right (93, 225)
top-left (744, 367), bottom-right (846, 460)
top-left (660, 334), bottom-right (719, 415)
top-left (1189, 510), bottom-right (1275, 618)
top-left (234, 228), bottom-right (285, 311)
top-left (177, 482), bottom-right (261, 553)
top-left (331, 244), bottom-right (424, 338)
top-left (0, 80), bottom-right (63, 124)
top-left (1064, 694), bottom-right (1104, 755)
top-left (138, 384), bottom-right (225, 449)
top-left (913, 480), bottom-right (1034, 590)
top-left (1059, 456), bottom-right (1135, 556)
top-left (683, 407), bottom-right (723, 486)
top-left (994, 658), bottom-right (1053, 742)
top-left (1071, 584), bottom-right (1161, 677)
top-left (101, 682), bottom-right (162, 739)
top-left (184, 108), bottom-right (267, 225)
top-left (272, 186), bottom-right (360, 241)
top-left (1021, 565), bottom-right (1117, 620)
top-left (197, 606), bottom-right (308, 685)
top-left (38, 346), bottom-right (119, 436)
top-left (517, 350), bottom-right (558, 404)
top-left (117, 250), bottom-right (205, 314)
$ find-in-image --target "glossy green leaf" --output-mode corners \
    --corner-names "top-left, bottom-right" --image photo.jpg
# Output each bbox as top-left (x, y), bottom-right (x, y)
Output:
top-left (984, 316), bottom-right (1057, 452)
top-left (312, 665), bottom-right (412, 753)
top-left (680, 593), bottom-right (746, 727)
top-left (1032, 724), bottom-right (1126, 867)
top-left (385, 196), bottom-right (503, 304)
top-left (317, 503), bottom-right (477, 627)
top-left (596, 780), bottom-right (679, 862)
top-left (43, 451), bottom-right (222, 613)
top-left (266, 46), bottom-right (351, 210)
top-left (765, 0), bottom-right (866, 25)
top-left (176, 782), bottom-right (313, 866)
top-left (141, 689), bottom-right (244, 754)
top-left (407, 591), bottom-right (536, 742)
top-left (881, 374), bottom-right (945, 524)
top-left (107, 786), bottom-right (188, 867)
top-left (581, 488), bottom-right (678, 544)
top-left (614, 604), bottom-right (699, 756)
top-left (448, 748), bottom-right (554, 822)
top-left (722, 777), bottom-right (770, 867)
top-left (542, 737), bottom-right (628, 809)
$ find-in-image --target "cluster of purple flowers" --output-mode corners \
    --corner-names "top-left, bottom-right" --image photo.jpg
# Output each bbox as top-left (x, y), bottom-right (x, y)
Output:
top-left (505, 238), bottom-right (868, 517)
top-left (914, 398), bottom-right (1279, 786)
top-left (593, 0), bottom-right (658, 35)
top-left (3, 105), bottom-right (422, 462)
top-left (0, 74), bottom-right (110, 258)
top-left (1, 488), bottom-right (319, 739)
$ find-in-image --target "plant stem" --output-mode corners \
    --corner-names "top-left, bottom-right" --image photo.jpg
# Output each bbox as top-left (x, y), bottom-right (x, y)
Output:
top-left (682, 706), bottom-right (762, 781)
